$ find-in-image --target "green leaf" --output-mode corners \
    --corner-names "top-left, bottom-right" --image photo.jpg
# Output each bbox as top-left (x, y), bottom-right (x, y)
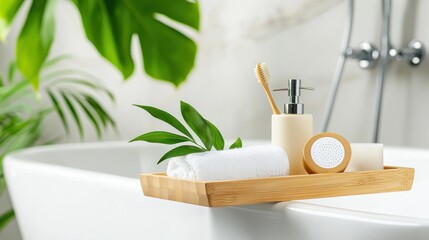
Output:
top-left (47, 90), bottom-right (69, 134)
top-left (158, 145), bottom-right (204, 164)
top-left (0, 175), bottom-right (5, 196)
top-left (0, 80), bottom-right (28, 101)
top-left (42, 54), bottom-right (74, 68)
top-left (0, 110), bottom-right (46, 164)
top-left (0, 209), bottom-right (14, 231)
top-left (0, 104), bottom-right (32, 116)
top-left (133, 105), bottom-right (193, 140)
top-left (71, 0), bottom-right (199, 86)
top-left (38, 56), bottom-right (116, 140)
top-left (130, 131), bottom-right (190, 145)
top-left (180, 101), bottom-right (212, 150)
top-left (229, 137), bottom-right (242, 149)
top-left (16, 0), bottom-right (56, 91)
top-left (84, 95), bottom-right (115, 128)
top-left (41, 67), bottom-right (115, 101)
top-left (7, 62), bottom-right (17, 83)
top-left (207, 121), bottom-right (224, 150)
top-left (156, 2), bottom-right (200, 30)
top-left (43, 69), bottom-right (102, 83)
top-left (0, 0), bottom-right (24, 40)
top-left (61, 91), bottom-right (84, 138)
top-left (71, 94), bottom-right (102, 139)
top-left (49, 77), bottom-right (114, 101)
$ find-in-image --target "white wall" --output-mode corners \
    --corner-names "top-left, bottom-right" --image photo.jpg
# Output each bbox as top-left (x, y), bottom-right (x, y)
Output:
top-left (1, 0), bottom-right (429, 239)
top-left (44, 0), bottom-right (429, 147)
top-left (3, 0), bottom-right (429, 146)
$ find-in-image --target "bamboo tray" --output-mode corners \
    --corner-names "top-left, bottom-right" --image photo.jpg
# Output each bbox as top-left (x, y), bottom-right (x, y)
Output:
top-left (140, 166), bottom-right (414, 207)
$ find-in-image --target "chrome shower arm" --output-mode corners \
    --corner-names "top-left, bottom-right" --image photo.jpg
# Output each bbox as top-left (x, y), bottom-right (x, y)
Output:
top-left (320, 0), bottom-right (354, 132)
top-left (373, 0), bottom-right (391, 143)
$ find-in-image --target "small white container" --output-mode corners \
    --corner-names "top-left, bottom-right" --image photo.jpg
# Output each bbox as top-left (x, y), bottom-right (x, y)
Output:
top-left (345, 143), bottom-right (384, 172)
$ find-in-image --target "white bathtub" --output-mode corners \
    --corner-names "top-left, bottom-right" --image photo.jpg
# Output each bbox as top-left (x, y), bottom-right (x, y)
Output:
top-left (4, 141), bottom-right (429, 240)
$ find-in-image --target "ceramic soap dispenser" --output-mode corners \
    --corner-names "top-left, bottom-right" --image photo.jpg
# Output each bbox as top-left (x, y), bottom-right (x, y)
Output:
top-left (272, 79), bottom-right (314, 175)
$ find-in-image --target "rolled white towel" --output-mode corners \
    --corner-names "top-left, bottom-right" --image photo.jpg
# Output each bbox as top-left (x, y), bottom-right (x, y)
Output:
top-left (166, 145), bottom-right (289, 181)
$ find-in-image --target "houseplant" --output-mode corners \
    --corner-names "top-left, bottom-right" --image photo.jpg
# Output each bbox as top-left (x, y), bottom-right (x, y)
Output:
top-left (0, 0), bottom-right (200, 235)
top-left (0, 56), bottom-right (116, 232)
top-left (0, 0), bottom-right (200, 89)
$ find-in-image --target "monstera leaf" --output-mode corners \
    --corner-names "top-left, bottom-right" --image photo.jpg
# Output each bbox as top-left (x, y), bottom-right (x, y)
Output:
top-left (0, 0), bottom-right (24, 40)
top-left (71, 0), bottom-right (199, 86)
top-left (16, 0), bottom-right (56, 91)
top-left (0, 0), bottom-right (200, 90)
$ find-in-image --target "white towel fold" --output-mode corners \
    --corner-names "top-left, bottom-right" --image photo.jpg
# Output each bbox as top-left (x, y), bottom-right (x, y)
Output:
top-left (166, 145), bottom-right (289, 181)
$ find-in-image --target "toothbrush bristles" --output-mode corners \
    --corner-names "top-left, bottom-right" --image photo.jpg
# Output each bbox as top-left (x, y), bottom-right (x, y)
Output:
top-left (260, 63), bottom-right (270, 82)
top-left (255, 63), bottom-right (270, 84)
top-left (254, 62), bottom-right (280, 114)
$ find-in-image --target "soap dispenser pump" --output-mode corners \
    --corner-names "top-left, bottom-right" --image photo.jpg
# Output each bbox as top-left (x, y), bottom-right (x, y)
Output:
top-left (272, 79), bottom-right (314, 175)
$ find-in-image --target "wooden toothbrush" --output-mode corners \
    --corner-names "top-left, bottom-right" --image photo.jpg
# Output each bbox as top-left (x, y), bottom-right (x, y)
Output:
top-left (255, 63), bottom-right (281, 114)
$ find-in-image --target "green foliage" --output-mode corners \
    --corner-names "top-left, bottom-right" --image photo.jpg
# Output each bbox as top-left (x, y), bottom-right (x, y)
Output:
top-left (130, 131), bottom-right (190, 145)
top-left (207, 121), bottom-right (225, 150)
top-left (71, 0), bottom-right (199, 86)
top-left (0, 56), bottom-right (116, 147)
top-left (16, 0), bottom-right (56, 91)
top-left (158, 145), bottom-right (205, 164)
top-left (0, 0), bottom-right (200, 89)
top-left (41, 55), bottom-right (116, 139)
top-left (0, 0), bottom-right (24, 40)
top-left (0, 109), bottom-right (45, 230)
top-left (0, 57), bottom-right (116, 232)
top-left (180, 101), bottom-right (213, 150)
top-left (0, 210), bottom-right (14, 230)
top-left (229, 137), bottom-right (243, 149)
top-left (131, 101), bottom-right (242, 164)
top-left (133, 105), bottom-right (193, 139)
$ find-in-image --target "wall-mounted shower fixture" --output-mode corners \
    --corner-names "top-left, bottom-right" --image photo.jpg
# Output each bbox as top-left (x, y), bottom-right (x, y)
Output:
top-left (343, 40), bottom-right (425, 71)
top-left (390, 40), bottom-right (425, 66)
top-left (321, 0), bottom-right (425, 143)
top-left (346, 42), bottom-right (379, 69)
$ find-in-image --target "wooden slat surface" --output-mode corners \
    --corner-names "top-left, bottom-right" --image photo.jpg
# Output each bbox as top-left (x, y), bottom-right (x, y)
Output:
top-left (140, 166), bottom-right (414, 207)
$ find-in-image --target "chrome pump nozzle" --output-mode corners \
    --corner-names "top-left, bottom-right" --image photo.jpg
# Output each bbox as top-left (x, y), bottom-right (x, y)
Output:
top-left (273, 79), bottom-right (314, 114)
